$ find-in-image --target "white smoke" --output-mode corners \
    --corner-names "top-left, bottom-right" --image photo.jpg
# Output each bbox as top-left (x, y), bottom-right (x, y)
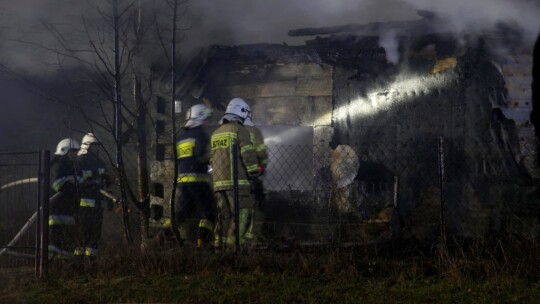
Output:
top-left (402, 0), bottom-right (540, 43)
top-left (183, 0), bottom-right (417, 51)
top-left (378, 30), bottom-right (400, 64)
top-left (1, 0), bottom-right (539, 74)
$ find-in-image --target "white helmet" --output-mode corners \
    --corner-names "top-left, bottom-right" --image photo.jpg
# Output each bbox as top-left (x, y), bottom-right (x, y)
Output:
top-left (225, 98), bottom-right (251, 120)
top-left (82, 133), bottom-right (100, 146)
top-left (243, 116), bottom-right (254, 126)
top-left (54, 138), bottom-right (81, 156)
top-left (79, 133), bottom-right (100, 155)
top-left (185, 104), bottom-right (212, 128)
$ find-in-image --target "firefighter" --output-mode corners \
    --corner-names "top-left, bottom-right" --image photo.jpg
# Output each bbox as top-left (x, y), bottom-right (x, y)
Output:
top-left (174, 104), bottom-right (215, 249)
top-left (49, 138), bottom-right (81, 259)
top-left (211, 98), bottom-right (259, 251)
top-left (242, 115), bottom-right (268, 246)
top-left (74, 133), bottom-right (111, 259)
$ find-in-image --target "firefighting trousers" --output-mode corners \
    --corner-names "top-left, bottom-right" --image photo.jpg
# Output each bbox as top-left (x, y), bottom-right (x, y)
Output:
top-left (74, 205), bottom-right (103, 257)
top-left (174, 182), bottom-right (215, 243)
top-left (48, 189), bottom-right (78, 258)
top-left (213, 189), bottom-right (256, 249)
top-left (49, 216), bottom-right (76, 258)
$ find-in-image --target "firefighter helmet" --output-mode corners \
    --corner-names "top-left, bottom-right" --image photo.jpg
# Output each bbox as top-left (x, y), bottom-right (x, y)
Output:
top-left (225, 98), bottom-right (251, 120)
top-left (82, 133), bottom-right (100, 146)
top-left (79, 133), bottom-right (100, 155)
top-left (244, 116), bottom-right (254, 126)
top-left (54, 138), bottom-right (81, 156)
top-left (185, 104), bottom-right (212, 128)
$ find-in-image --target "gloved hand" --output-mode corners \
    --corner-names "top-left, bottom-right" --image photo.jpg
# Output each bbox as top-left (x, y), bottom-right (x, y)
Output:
top-left (257, 164), bottom-right (265, 176)
top-left (114, 205), bottom-right (132, 215)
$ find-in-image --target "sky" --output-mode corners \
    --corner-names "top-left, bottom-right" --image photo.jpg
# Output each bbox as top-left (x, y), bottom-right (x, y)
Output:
top-left (0, 0), bottom-right (539, 151)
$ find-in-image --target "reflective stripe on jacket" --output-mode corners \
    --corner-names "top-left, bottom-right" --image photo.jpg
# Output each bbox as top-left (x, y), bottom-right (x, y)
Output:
top-left (52, 175), bottom-right (77, 193)
top-left (48, 214), bottom-right (76, 226)
top-left (80, 198), bottom-right (96, 207)
top-left (210, 121), bottom-right (258, 191)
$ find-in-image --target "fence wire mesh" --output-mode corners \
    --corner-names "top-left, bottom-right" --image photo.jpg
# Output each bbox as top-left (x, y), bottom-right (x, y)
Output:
top-left (145, 125), bottom-right (538, 246)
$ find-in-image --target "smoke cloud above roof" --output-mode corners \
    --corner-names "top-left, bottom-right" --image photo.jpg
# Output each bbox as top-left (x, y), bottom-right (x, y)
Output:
top-left (1, 0), bottom-right (538, 73)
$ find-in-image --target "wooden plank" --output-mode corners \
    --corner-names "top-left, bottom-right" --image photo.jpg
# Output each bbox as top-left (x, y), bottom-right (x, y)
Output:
top-left (226, 78), bottom-right (333, 98)
top-left (268, 63), bottom-right (333, 79)
top-left (224, 64), bottom-right (333, 86)
top-left (250, 96), bottom-right (332, 126)
top-left (229, 63), bottom-right (332, 80)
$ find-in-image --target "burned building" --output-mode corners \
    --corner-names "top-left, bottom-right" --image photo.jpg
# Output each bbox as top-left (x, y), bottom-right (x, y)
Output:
top-left (149, 14), bottom-right (538, 245)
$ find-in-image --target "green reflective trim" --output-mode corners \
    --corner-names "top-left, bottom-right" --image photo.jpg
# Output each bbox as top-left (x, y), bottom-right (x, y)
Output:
top-left (79, 170), bottom-right (93, 183)
top-left (52, 175), bottom-right (77, 192)
top-left (162, 219), bottom-right (172, 229)
top-left (246, 164), bottom-right (259, 173)
top-left (85, 247), bottom-right (98, 257)
top-left (213, 180), bottom-right (250, 188)
top-left (52, 177), bottom-right (65, 192)
top-left (177, 139), bottom-right (195, 159)
top-left (240, 144), bottom-right (254, 154)
top-left (255, 144), bottom-right (267, 152)
top-left (177, 173), bottom-right (209, 183)
top-left (80, 198), bottom-right (96, 207)
top-left (212, 132), bottom-right (238, 139)
top-left (48, 215), bottom-right (75, 226)
top-left (198, 219), bottom-right (214, 230)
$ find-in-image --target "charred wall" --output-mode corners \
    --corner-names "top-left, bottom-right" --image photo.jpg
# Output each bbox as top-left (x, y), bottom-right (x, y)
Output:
top-left (325, 35), bottom-right (537, 240)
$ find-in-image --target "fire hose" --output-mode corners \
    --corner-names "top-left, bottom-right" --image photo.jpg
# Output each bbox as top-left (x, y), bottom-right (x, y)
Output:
top-left (0, 188), bottom-right (120, 257)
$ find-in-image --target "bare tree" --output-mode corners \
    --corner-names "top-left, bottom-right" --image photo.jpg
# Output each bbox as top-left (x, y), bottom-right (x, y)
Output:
top-left (0, 0), bottom-right (191, 247)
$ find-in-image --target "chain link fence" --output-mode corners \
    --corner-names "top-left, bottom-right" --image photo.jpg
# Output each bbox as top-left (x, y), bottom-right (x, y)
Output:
top-left (148, 120), bottom-right (538, 248)
top-left (247, 135), bottom-right (531, 246)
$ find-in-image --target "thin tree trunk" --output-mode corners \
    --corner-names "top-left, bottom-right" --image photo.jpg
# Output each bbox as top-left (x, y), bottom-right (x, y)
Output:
top-left (134, 77), bottom-right (150, 246)
top-left (113, 0), bottom-right (132, 243)
top-left (169, 0), bottom-right (182, 243)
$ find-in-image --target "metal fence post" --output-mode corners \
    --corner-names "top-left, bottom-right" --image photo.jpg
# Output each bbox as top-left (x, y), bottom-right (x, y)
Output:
top-left (232, 142), bottom-right (240, 253)
top-left (37, 150), bottom-right (49, 278)
top-left (438, 137), bottom-right (447, 253)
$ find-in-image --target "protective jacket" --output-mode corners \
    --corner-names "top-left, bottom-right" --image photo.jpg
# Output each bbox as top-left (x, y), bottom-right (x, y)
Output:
top-left (211, 121), bottom-right (258, 191)
top-left (176, 125), bottom-right (211, 183)
top-left (50, 155), bottom-right (80, 221)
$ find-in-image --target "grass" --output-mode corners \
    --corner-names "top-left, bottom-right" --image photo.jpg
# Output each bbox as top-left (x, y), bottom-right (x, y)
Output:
top-left (3, 237), bottom-right (540, 303)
